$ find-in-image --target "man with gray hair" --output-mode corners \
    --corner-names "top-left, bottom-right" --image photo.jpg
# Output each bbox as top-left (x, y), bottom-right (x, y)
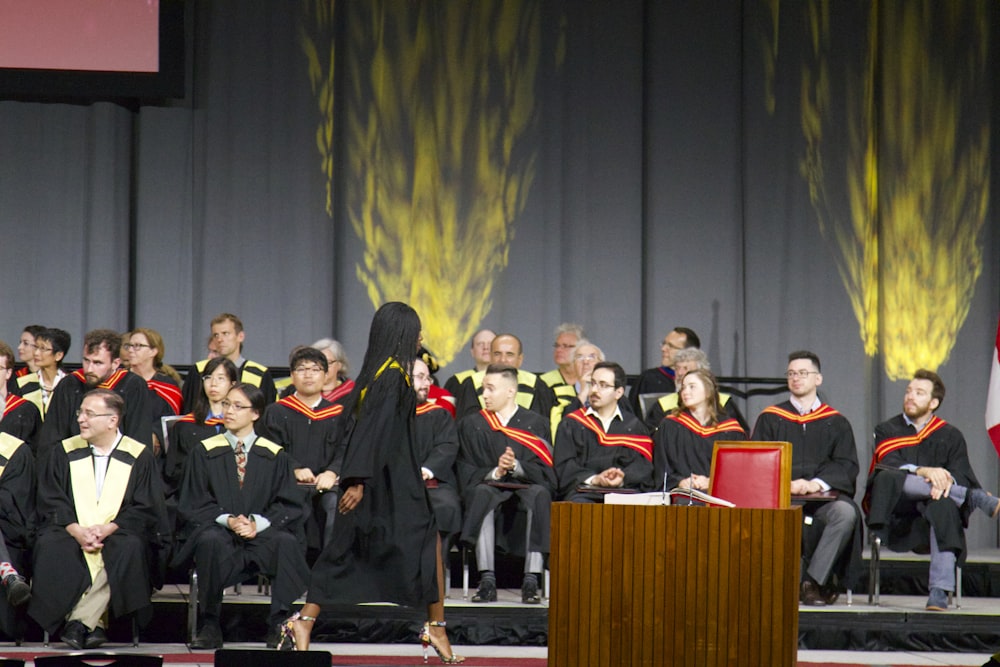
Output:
top-left (643, 348), bottom-right (746, 432)
top-left (540, 323), bottom-right (585, 422)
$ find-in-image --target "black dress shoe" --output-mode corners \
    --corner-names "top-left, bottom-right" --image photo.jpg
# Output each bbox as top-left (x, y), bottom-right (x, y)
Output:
top-left (60, 620), bottom-right (89, 650)
top-left (800, 580), bottom-right (827, 606)
top-left (820, 583), bottom-right (840, 606)
top-left (521, 574), bottom-right (541, 604)
top-left (189, 622), bottom-right (223, 649)
top-left (3, 574), bottom-right (31, 607)
top-left (471, 579), bottom-right (497, 603)
top-left (84, 626), bottom-right (108, 649)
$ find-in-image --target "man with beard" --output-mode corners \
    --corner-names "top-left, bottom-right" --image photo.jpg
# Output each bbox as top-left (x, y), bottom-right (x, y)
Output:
top-left (865, 369), bottom-right (1000, 611)
top-left (554, 362), bottom-right (653, 502)
top-left (38, 330), bottom-right (152, 458)
top-left (412, 358), bottom-right (462, 543)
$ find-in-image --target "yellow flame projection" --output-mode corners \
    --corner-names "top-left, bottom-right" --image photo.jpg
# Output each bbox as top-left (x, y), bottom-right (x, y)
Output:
top-left (300, 1), bottom-right (544, 367)
top-left (300, 0), bottom-right (337, 218)
top-left (796, 0), bottom-right (989, 380)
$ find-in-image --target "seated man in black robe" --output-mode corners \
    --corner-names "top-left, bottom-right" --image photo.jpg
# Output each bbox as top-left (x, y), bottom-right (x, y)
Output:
top-left (37, 329), bottom-right (152, 458)
top-left (555, 362), bottom-right (653, 502)
top-left (176, 383), bottom-right (308, 649)
top-left (627, 326), bottom-right (699, 415)
top-left (412, 358), bottom-right (462, 544)
top-left (865, 369), bottom-right (1000, 611)
top-left (29, 389), bottom-right (168, 650)
top-left (261, 346), bottom-right (346, 562)
top-left (457, 365), bottom-right (556, 605)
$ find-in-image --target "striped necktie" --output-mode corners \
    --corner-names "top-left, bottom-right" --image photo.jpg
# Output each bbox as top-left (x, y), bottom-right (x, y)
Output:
top-left (235, 440), bottom-right (246, 488)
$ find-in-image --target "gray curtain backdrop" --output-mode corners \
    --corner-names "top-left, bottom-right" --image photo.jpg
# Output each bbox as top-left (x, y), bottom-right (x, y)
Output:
top-left (1, 0), bottom-right (997, 546)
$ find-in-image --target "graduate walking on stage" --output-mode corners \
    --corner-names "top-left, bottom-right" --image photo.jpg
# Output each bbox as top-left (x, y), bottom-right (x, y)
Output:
top-left (278, 302), bottom-right (463, 664)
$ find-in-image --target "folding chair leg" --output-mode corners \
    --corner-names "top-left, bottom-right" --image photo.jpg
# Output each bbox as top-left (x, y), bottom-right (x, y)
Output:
top-left (868, 534), bottom-right (881, 606)
top-left (132, 615), bottom-right (140, 647)
top-left (462, 545), bottom-right (470, 600)
top-left (188, 569), bottom-right (199, 642)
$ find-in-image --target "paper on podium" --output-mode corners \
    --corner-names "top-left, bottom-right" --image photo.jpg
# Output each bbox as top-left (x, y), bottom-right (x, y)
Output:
top-left (604, 491), bottom-right (671, 506)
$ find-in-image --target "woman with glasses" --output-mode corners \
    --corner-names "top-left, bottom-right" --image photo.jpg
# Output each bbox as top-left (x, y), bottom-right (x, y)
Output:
top-left (280, 302), bottom-right (463, 663)
top-left (652, 368), bottom-right (746, 493)
top-left (10, 325), bottom-right (44, 392)
top-left (16, 328), bottom-right (71, 420)
top-left (163, 357), bottom-right (238, 500)
top-left (127, 328), bottom-right (183, 457)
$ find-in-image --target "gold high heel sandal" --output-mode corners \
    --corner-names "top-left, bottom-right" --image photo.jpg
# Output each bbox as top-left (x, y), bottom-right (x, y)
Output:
top-left (275, 612), bottom-right (317, 651)
top-left (420, 620), bottom-right (464, 664)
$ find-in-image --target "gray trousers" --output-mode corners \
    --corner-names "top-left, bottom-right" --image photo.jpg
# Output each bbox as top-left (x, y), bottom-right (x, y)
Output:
top-left (902, 474), bottom-right (963, 591)
top-left (805, 499), bottom-right (856, 586)
top-left (475, 509), bottom-right (544, 574)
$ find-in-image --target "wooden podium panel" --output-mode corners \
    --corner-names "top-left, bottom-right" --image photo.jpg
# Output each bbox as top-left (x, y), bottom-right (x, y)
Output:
top-left (548, 503), bottom-right (801, 667)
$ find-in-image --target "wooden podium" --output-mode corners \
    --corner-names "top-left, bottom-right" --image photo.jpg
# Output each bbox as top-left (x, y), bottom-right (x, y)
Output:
top-left (548, 503), bottom-right (801, 667)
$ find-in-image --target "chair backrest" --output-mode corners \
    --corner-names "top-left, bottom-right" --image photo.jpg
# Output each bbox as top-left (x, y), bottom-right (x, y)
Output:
top-left (0, 659), bottom-right (25, 667)
top-left (34, 654), bottom-right (162, 667)
top-left (709, 440), bottom-right (792, 509)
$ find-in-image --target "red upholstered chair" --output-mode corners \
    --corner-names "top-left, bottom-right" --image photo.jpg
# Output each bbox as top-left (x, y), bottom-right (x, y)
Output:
top-left (708, 441), bottom-right (792, 509)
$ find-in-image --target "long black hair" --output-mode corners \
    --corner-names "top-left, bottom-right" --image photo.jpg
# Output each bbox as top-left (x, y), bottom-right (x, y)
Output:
top-left (342, 302), bottom-right (421, 418)
top-left (192, 357), bottom-right (238, 423)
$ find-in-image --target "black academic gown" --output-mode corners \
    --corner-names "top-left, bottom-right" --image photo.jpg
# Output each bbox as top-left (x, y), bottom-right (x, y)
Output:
top-left (0, 434), bottom-right (35, 638)
top-left (752, 401), bottom-right (864, 588)
top-left (413, 402), bottom-right (462, 537)
top-left (29, 435), bottom-right (168, 634)
top-left (457, 408), bottom-right (556, 555)
top-left (261, 396), bottom-right (346, 554)
top-left (0, 394), bottom-right (41, 453)
top-left (174, 433), bottom-right (309, 616)
top-left (644, 392), bottom-right (748, 433)
top-left (628, 366), bottom-right (676, 416)
top-left (454, 370), bottom-right (556, 422)
top-left (554, 409), bottom-right (653, 501)
top-left (865, 415), bottom-right (978, 562)
top-left (652, 413), bottom-right (746, 490)
top-left (146, 373), bottom-right (182, 440)
top-left (37, 370), bottom-right (153, 459)
top-left (307, 365), bottom-right (439, 608)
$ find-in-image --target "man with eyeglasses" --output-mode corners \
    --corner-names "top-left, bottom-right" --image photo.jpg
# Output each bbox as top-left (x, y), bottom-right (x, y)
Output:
top-left (261, 347), bottom-right (346, 563)
top-left (554, 362), bottom-right (653, 503)
top-left (443, 328), bottom-right (495, 398)
top-left (628, 326), bottom-right (701, 416)
top-left (539, 323), bottom-right (585, 427)
top-left (642, 347), bottom-right (748, 432)
top-left (411, 357), bottom-right (462, 544)
top-left (751, 350), bottom-right (862, 606)
top-left (38, 330), bottom-right (152, 459)
top-left (180, 313), bottom-right (277, 414)
top-left (29, 389), bottom-right (168, 650)
top-left (176, 382), bottom-right (308, 649)
top-left (453, 333), bottom-right (556, 423)
top-left (0, 340), bottom-right (41, 447)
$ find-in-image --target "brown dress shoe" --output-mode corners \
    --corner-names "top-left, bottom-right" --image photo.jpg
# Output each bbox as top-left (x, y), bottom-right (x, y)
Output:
top-left (800, 580), bottom-right (827, 606)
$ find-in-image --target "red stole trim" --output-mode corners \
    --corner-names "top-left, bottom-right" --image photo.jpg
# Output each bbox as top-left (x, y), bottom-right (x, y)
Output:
top-left (481, 409), bottom-right (553, 467)
top-left (277, 394), bottom-right (344, 421)
top-left (176, 413), bottom-right (225, 429)
top-left (566, 409), bottom-right (653, 462)
top-left (667, 411), bottom-right (745, 438)
top-left (71, 368), bottom-right (129, 390)
top-left (3, 394), bottom-right (28, 417)
top-left (416, 401), bottom-right (446, 416)
top-left (869, 416), bottom-right (948, 473)
top-left (324, 379), bottom-right (355, 404)
top-left (760, 403), bottom-right (841, 424)
top-left (148, 379), bottom-right (183, 415)
top-left (14, 367), bottom-right (29, 378)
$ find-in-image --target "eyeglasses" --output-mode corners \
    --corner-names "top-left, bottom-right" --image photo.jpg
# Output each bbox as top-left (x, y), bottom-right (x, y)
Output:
top-left (0, 366), bottom-right (9, 372)
top-left (18, 340), bottom-right (35, 349)
top-left (552, 343), bottom-right (576, 350)
top-left (122, 342), bottom-right (151, 351)
top-left (591, 381), bottom-right (616, 391)
top-left (292, 365), bottom-right (325, 375)
top-left (576, 354), bottom-right (599, 362)
top-left (35, 345), bottom-right (54, 354)
top-left (221, 400), bottom-right (252, 412)
top-left (76, 409), bottom-right (114, 419)
top-left (785, 370), bottom-right (819, 379)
